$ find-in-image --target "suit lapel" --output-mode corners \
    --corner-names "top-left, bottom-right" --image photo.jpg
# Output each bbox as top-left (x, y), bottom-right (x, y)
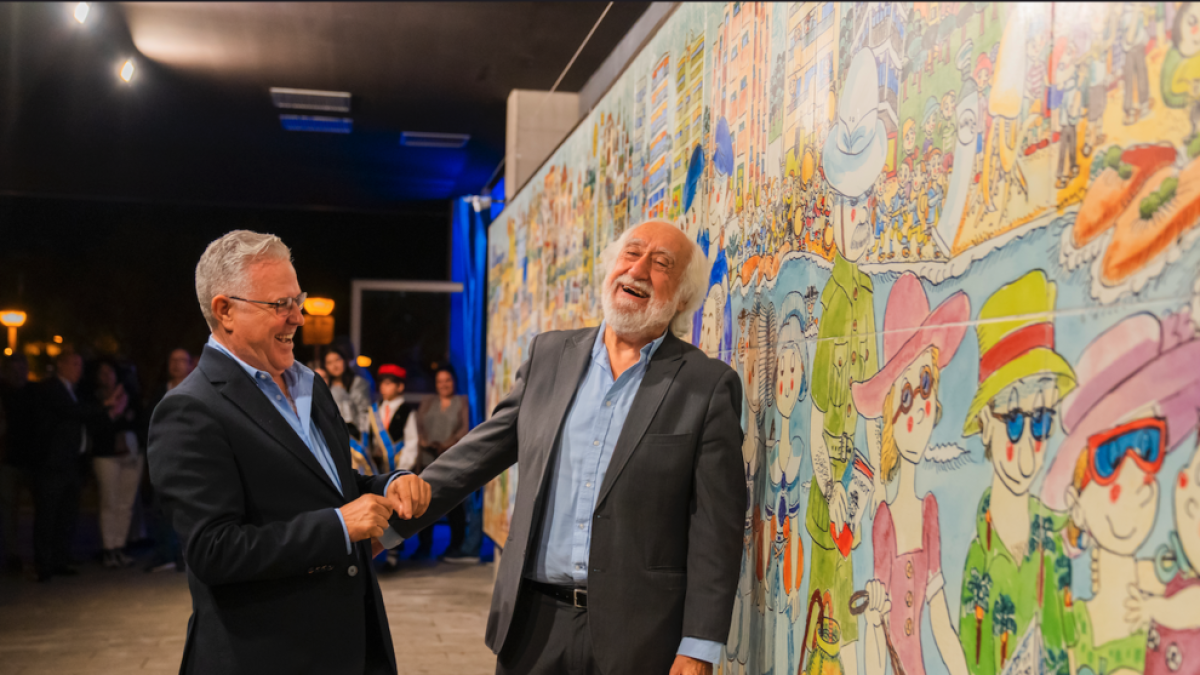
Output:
top-left (526, 328), bottom-right (596, 497)
top-left (595, 333), bottom-right (685, 506)
top-left (311, 385), bottom-right (356, 497)
top-left (200, 348), bottom-right (343, 499)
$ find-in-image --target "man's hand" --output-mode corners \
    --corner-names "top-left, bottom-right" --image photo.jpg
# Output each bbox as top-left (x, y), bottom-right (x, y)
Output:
top-left (387, 473), bottom-right (431, 520)
top-left (668, 655), bottom-right (712, 675)
top-left (370, 538), bottom-right (385, 558)
top-left (338, 494), bottom-right (393, 542)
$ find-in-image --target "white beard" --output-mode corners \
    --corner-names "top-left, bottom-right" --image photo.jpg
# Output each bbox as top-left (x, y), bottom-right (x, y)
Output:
top-left (601, 274), bottom-right (675, 339)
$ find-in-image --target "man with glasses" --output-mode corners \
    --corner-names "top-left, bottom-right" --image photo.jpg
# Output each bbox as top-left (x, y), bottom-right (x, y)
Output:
top-left (148, 230), bottom-right (431, 675)
top-left (957, 270), bottom-right (1078, 675)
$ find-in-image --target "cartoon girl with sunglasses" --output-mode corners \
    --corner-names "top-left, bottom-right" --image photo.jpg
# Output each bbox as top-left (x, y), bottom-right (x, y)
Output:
top-left (1043, 311), bottom-right (1200, 675)
top-left (850, 273), bottom-right (971, 675)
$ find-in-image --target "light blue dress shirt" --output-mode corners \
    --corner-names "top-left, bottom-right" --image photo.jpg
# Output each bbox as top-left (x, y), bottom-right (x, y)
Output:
top-left (207, 336), bottom-right (402, 554)
top-left (530, 325), bottom-right (722, 664)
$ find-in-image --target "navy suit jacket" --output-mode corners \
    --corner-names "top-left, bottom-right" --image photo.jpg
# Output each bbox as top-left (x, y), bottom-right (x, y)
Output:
top-left (149, 346), bottom-right (399, 675)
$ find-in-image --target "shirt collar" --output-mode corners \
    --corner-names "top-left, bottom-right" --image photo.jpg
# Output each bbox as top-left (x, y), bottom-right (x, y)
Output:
top-left (592, 321), bottom-right (668, 365)
top-left (206, 334), bottom-right (308, 389)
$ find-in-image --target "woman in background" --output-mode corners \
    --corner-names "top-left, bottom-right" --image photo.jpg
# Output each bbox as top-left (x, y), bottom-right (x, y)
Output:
top-left (324, 347), bottom-right (371, 439)
top-left (414, 366), bottom-right (470, 562)
top-left (87, 359), bottom-right (143, 569)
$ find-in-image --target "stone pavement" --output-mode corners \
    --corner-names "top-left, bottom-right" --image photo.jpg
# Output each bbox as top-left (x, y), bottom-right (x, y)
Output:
top-left (0, 560), bottom-right (498, 675)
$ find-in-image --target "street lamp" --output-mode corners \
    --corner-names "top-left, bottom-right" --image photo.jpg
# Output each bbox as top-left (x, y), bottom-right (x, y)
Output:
top-left (0, 311), bottom-right (27, 353)
top-left (302, 297), bottom-right (335, 364)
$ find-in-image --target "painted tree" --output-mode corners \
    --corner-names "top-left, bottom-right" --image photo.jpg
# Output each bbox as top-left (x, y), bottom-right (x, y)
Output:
top-left (1055, 554), bottom-right (1073, 608)
top-left (992, 593), bottom-right (1017, 667)
top-left (1043, 647), bottom-right (1069, 675)
top-left (964, 568), bottom-right (993, 664)
top-left (1028, 514), bottom-right (1058, 606)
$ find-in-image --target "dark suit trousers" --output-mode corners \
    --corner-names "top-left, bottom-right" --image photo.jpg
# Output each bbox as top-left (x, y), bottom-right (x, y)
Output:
top-left (33, 466), bottom-right (81, 574)
top-left (495, 587), bottom-right (597, 675)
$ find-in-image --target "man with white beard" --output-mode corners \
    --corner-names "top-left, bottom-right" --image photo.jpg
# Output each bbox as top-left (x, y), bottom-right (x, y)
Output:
top-left (393, 220), bottom-right (745, 675)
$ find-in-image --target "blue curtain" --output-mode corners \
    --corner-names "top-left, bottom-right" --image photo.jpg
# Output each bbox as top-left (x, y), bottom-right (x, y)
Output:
top-left (449, 196), bottom-right (490, 428)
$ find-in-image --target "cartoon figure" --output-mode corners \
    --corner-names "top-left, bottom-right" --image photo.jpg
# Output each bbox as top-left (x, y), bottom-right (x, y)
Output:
top-left (1162, 3), bottom-right (1200, 148)
top-left (1120, 2), bottom-right (1152, 125)
top-left (807, 187), bottom-right (881, 675)
top-left (727, 293), bottom-right (776, 675)
top-left (1056, 53), bottom-right (1084, 189)
top-left (904, 118), bottom-right (919, 168)
top-left (763, 290), bottom-right (810, 674)
top-left (959, 271), bottom-right (1078, 675)
top-left (1042, 311), bottom-right (1200, 675)
top-left (853, 273), bottom-right (972, 675)
top-left (1083, 7), bottom-right (1114, 156)
top-left (693, 236), bottom-right (732, 362)
top-left (940, 90), bottom-right (959, 154)
top-left (924, 96), bottom-right (941, 155)
top-left (1140, 440), bottom-right (1200, 675)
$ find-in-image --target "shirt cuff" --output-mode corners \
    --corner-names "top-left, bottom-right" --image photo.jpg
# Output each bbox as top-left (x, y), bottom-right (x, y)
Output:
top-left (677, 637), bottom-right (723, 664)
top-left (333, 508), bottom-right (351, 555)
top-left (378, 472), bottom-right (409, 550)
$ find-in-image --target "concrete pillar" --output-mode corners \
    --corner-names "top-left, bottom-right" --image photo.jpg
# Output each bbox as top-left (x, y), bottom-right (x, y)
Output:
top-left (505, 89), bottom-right (580, 201)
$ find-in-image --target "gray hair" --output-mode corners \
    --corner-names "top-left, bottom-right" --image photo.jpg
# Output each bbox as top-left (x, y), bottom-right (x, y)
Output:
top-left (599, 222), bottom-right (710, 337)
top-left (195, 230), bottom-right (293, 330)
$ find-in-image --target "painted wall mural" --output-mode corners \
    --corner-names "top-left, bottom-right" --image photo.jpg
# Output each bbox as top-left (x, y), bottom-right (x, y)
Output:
top-left (483, 3), bottom-right (1200, 675)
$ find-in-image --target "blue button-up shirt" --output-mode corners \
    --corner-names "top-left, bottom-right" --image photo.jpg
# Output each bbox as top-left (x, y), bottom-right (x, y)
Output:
top-left (530, 325), bottom-right (721, 664)
top-left (207, 336), bottom-right (401, 554)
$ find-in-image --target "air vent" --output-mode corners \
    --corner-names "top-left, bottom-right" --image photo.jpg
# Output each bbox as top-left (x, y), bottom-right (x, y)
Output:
top-left (270, 87), bottom-right (351, 113)
top-left (400, 131), bottom-right (471, 149)
top-left (280, 115), bottom-right (352, 134)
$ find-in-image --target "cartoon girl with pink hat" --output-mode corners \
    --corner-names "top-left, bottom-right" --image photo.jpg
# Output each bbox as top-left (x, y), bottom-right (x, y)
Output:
top-left (1042, 310), bottom-right (1200, 675)
top-left (851, 272), bottom-right (972, 675)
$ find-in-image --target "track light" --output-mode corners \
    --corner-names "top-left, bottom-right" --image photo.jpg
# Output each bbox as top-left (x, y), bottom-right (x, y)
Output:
top-left (74, 2), bottom-right (89, 23)
top-left (120, 60), bottom-right (135, 82)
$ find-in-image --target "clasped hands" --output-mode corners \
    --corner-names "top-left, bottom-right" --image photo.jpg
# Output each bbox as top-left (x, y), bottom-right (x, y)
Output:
top-left (338, 474), bottom-right (432, 547)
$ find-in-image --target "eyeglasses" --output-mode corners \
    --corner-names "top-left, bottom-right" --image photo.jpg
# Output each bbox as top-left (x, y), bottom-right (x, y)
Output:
top-left (892, 365), bottom-right (933, 425)
top-left (990, 404), bottom-right (1055, 444)
top-left (1083, 417), bottom-right (1166, 488)
top-left (229, 292), bottom-right (308, 316)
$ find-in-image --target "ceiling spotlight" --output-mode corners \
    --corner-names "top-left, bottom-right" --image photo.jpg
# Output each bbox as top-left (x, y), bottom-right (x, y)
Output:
top-left (120, 60), bottom-right (135, 82)
top-left (73, 2), bottom-right (89, 23)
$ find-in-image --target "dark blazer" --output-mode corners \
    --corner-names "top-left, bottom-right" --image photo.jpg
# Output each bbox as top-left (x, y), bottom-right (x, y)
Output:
top-left (393, 327), bottom-right (745, 675)
top-left (148, 346), bottom-right (401, 675)
top-left (32, 378), bottom-right (100, 473)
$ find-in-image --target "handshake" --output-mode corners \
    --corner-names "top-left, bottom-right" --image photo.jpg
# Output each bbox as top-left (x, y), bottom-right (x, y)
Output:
top-left (338, 474), bottom-right (432, 546)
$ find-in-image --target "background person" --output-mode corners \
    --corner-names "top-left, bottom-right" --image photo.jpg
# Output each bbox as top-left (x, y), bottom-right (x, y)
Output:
top-left (32, 352), bottom-right (110, 582)
top-left (148, 230), bottom-right (430, 674)
top-left (413, 366), bottom-right (470, 561)
top-left (325, 346), bottom-right (371, 440)
top-left (86, 358), bottom-right (144, 569)
top-left (0, 355), bottom-right (32, 573)
top-left (142, 348), bottom-right (193, 572)
top-left (375, 364), bottom-right (417, 472)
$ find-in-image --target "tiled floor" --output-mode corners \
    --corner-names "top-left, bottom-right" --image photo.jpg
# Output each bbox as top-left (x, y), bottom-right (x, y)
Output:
top-left (0, 560), bottom-right (498, 675)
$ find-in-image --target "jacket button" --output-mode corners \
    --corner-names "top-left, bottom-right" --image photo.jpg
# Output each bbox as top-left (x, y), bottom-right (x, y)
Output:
top-left (348, 565), bottom-right (359, 577)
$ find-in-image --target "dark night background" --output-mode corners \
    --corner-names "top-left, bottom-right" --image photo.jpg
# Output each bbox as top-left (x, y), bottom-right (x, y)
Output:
top-left (0, 195), bottom-right (450, 391)
top-left (0, 2), bottom-right (649, 393)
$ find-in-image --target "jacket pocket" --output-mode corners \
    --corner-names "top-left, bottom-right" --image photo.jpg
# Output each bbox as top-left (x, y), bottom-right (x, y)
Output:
top-left (641, 433), bottom-right (692, 448)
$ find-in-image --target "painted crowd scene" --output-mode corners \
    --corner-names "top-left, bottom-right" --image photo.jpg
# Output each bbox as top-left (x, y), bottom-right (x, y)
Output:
top-left (484, 3), bottom-right (1200, 675)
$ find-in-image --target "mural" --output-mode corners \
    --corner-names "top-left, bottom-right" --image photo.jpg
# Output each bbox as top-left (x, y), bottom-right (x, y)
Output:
top-left (484, 3), bottom-right (1200, 674)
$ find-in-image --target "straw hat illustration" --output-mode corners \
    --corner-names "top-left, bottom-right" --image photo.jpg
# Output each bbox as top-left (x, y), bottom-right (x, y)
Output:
top-left (962, 271), bottom-right (1077, 436)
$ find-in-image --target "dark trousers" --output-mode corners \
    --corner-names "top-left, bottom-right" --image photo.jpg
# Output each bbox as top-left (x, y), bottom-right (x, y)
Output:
top-left (32, 468), bottom-right (81, 575)
top-left (496, 587), bottom-right (597, 675)
top-left (417, 502), bottom-right (466, 555)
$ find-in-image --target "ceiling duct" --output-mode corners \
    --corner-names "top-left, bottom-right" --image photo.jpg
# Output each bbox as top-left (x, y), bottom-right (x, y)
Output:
top-left (400, 131), bottom-right (471, 149)
top-left (270, 87), bottom-right (351, 113)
